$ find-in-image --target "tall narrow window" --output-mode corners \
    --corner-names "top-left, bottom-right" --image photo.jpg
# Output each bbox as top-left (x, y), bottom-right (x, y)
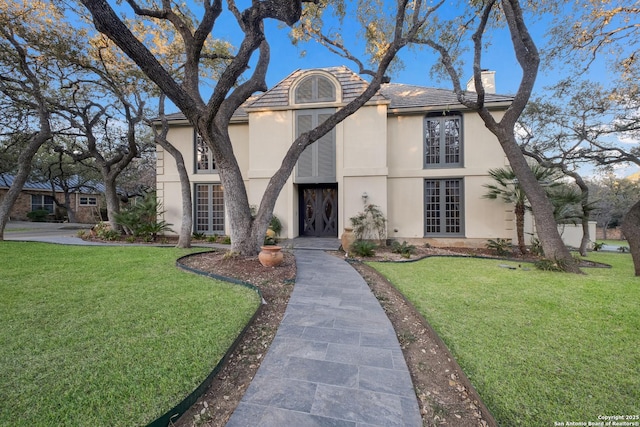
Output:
top-left (195, 134), bottom-right (216, 173)
top-left (295, 109), bottom-right (336, 183)
top-left (424, 115), bottom-right (462, 167)
top-left (424, 179), bottom-right (463, 236)
top-left (194, 183), bottom-right (224, 234)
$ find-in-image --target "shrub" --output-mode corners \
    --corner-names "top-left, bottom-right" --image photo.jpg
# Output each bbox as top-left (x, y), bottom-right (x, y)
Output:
top-left (268, 215), bottom-right (282, 236)
top-left (264, 235), bottom-right (277, 246)
top-left (534, 258), bottom-right (567, 272)
top-left (192, 231), bottom-right (206, 240)
top-left (27, 209), bottom-right (49, 222)
top-left (250, 205), bottom-right (282, 237)
top-left (486, 238), bottom-right (512, 256)
top-left (529, 237), bottom-right (544, 256)
top-left (350, 204), bottom-right (386, 242)
top-left (114, 192), bottom-right (173, 241)
top-left (592, 241), bottom-right (604, 251)
top-left (618, 246), bottom-right (629, 253)
top-left (93, 222), bottom-right (121, 241)
top-left (390, 240), bottom-right (416, 258)
top-left (350, 240), bottom-right (377, 257)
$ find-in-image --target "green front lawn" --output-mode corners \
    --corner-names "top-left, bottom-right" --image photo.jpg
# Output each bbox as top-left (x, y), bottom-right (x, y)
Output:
top-left (0, 242), bottom-right (260, 427)
top-left (371, 253), bottom-right (640, 426)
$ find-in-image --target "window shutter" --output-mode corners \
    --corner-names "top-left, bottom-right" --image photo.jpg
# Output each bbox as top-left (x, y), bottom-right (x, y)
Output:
top-left (296, 114), bottom-right (314, 178)
top-left (295, 78), bottom-right (313, 103)
top-left (316, 113), bottom-right (335, 179)
top-left (294, 75), bottom-right (336, 104)
top-left (295, 110), bottom-right (336, 183)
top-left (317, 77), bottom-right (335, 101)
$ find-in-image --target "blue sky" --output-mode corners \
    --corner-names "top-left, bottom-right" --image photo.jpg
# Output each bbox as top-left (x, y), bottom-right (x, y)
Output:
top-left (172, 1), bottom-right (637, 177)
top-left (255, 7), bottom-right (560, 95)
top-left (259, 18), bottom-right (526, 94)
top-left (182, 0), bottom-right (610, 95)
top-left (198, 1), bottom-right (535, 94)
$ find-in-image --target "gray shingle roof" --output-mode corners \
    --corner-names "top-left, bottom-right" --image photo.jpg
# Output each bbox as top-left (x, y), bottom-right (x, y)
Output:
top-left (247, 66), bottom-right (388, 109)
top-left (379, 83), bottom-right (513, 110)
top-left (160, 67), bottom-right (514, 121)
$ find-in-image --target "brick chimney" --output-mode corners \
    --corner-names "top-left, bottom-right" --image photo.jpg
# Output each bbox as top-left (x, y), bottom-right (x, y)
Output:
top-left (466, 70), bottom-right (496, 94)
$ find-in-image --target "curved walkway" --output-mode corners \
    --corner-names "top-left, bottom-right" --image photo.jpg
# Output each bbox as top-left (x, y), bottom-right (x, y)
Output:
top-left (4, 224), bottom-right (422, 426)
top-left (226, 249), bottom-right (421, 427)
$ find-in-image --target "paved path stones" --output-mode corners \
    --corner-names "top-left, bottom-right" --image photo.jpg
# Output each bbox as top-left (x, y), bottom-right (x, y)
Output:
top-left (226, 249), bottom-right (421, 427)
top-left (4, 225), bottom-right (422, 425)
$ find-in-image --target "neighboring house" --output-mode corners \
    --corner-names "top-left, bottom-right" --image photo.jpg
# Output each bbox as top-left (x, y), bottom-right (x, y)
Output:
top-left (0, 173), bottom-right (103, 223)
top-left (157, 66), bottom-right (519, 247)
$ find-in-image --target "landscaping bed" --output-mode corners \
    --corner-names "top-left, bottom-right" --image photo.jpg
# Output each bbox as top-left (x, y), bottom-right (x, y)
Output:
top-left (174, 246), bottom-right (498, 427)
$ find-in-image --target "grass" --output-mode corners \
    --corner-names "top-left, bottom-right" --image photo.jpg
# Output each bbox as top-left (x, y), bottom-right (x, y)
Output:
top-left (370, 253), bottom-right (640, 426)
top-left (597, 239), bottom-right (629, 250)
top-left (0, 242), bottom-right (261, 427)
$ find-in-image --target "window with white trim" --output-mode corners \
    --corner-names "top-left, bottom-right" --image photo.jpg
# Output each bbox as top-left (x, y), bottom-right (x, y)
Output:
top-left (31, 194), bottom-right (55, 213)
top-left (424, 179), bottom-right (464, 236)
top-left (424, 114), bottom-right (462, 167)
top-left (79, 196), bottom-right (97, 206)
top-left (195, 133), bottom-right (216, 173)
top-left (194, 183), bottom-right (224, 235)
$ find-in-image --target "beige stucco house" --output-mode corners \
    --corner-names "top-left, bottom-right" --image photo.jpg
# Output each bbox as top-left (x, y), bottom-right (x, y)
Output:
top-left (157, 66), bottom-right (518, 247)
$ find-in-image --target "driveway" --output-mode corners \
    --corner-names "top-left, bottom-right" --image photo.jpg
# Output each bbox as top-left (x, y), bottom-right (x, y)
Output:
top-left (4, 221), bottom-right (94, 244)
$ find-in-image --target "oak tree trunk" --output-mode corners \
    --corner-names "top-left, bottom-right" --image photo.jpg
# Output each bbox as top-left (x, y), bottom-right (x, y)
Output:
top-left (622, 199), bottom-right (640, 276)
top-left (64, 191), bottom-right (77, 223)
top-left (515, 201), bottom-right (526, 255)
top-left (156, 139), bottom-right (192, 248)
top-left (0, 132), bottom-right (51, 240)
top-left (491, 131), bottom-right (581, 273)
top-left (102, 175), bottom-right (121, 232)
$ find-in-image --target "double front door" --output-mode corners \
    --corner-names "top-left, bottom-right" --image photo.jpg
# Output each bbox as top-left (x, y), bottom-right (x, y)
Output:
top-left (299, 185), bottom-right (338, 237)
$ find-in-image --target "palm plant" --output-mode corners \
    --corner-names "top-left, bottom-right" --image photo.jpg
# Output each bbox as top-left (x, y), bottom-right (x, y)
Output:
top-left (483, 164), bottom-right (566, 255)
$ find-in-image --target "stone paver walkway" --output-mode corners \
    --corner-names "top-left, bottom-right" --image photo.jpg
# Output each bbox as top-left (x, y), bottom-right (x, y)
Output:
top-left (226, 249), bottom-right (421, 427)
top-left (5, 224), bottom-right (422, 425)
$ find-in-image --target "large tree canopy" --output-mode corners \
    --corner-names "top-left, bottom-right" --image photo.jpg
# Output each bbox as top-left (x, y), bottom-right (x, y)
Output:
top-left (0, 0), bottom-right (162, 237)
top-left (78, 0), bottom-right (443, 255)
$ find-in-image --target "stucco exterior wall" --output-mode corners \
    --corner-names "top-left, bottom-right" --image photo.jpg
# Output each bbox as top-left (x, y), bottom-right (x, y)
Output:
top-left (340, 105), bottom-right (388, 232)
top-left (246, 104), bottom-right (390, 238)
top-left (156, 69), bottom-right (517, 246)
top-left (385, 111), bottom-right (512, 247)
top-left (157, 122), bottom-right (249, 235)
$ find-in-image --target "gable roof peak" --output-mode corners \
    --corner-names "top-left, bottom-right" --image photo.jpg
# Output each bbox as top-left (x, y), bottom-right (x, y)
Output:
top-left (246, 66), bottom-right (388, 110)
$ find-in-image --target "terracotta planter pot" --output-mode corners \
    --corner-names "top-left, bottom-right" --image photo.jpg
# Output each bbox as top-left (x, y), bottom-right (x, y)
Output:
top-left (258, 245), bottom-right (283, 267)
top-left (341, 227), bottom-right (356, 253)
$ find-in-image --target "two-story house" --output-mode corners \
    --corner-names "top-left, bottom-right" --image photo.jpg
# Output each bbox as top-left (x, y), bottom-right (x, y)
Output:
top-left (157, 66), bottom-right (517, 247)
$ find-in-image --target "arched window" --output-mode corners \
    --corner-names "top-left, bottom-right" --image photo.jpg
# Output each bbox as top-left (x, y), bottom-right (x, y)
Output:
top-left (294, 75), bottom-right (336, 104)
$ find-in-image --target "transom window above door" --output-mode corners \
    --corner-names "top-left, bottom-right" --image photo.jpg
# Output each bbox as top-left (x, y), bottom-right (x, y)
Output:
top-left (294, 74), bottom-right (337, 104)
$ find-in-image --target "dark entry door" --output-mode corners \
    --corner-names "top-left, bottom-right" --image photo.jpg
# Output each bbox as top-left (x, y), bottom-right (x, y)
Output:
top-left (299, 185), bottom-right (338, 237)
